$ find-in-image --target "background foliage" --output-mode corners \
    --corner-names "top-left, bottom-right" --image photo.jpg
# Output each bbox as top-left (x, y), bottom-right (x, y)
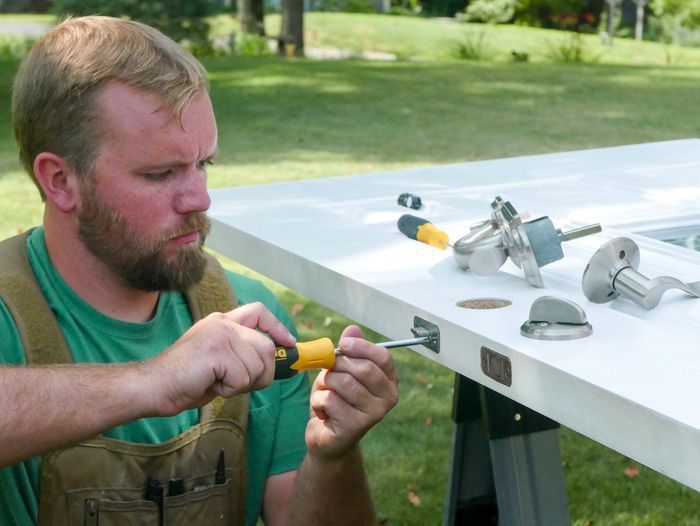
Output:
top-left (51, 0), bottom-right (226, 54)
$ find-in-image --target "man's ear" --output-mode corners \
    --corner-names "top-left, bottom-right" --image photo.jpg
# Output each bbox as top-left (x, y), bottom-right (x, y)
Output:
top-left (33, 152), bottom-right (80, 212)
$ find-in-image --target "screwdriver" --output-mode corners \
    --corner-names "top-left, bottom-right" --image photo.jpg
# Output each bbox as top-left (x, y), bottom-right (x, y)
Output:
top-left (274, 335), bottom-right (435, 379)
top-left (397, 214), bottom-right (451, 250)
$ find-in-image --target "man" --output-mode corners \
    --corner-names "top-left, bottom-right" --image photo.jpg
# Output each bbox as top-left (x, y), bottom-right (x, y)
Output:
top-left (0, 15), bottom-right (398, 525)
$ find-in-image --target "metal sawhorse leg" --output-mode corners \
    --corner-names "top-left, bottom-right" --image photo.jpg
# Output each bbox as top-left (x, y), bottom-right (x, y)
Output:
top-left (444, 374), bottom-right (570, 526)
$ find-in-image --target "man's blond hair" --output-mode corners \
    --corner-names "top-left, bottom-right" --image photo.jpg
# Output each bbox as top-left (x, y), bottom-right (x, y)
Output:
top-left (12, 16), bottom-right (209, 198)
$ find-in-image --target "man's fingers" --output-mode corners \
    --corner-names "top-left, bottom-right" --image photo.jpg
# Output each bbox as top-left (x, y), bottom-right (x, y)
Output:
top-left (224, 302), bottom-right (296, 347)
top-left (225, 322), bottom-right (277, 390)
top-left (336, 333), bottom-right (399, 385)
top-left (164, 312), bottom-right (278, 404)
top-left (339, 324), bottom-right (363, 340)
top-left (322, 362), bottom-right (398, 413)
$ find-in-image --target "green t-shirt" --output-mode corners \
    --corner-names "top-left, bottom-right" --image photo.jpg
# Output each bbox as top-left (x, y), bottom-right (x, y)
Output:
top-left (0, 228), bottom-right (310, 526)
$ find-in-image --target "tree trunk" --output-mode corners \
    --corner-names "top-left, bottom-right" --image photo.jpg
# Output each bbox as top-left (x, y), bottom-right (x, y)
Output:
top-left (280, 0), bottom-right (304, 57)
top-left (606, 0), bottom-right (617, 45)
top-left (635, 0), bottom-right (646, 41)
top-left (238, 0), bottom-right (265, 35)
top-left (253, 0), bottom-right (265, 36)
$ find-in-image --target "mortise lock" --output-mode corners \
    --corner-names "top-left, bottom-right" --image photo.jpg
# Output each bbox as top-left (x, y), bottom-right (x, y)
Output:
top-left (453, 196), bottom-right (601, 288)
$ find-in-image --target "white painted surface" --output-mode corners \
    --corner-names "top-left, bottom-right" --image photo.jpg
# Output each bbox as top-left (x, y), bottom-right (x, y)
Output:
top-left (208, 139), bottom-right (700, 490)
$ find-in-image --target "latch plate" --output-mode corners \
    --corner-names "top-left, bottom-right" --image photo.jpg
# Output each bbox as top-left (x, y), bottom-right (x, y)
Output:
top-left (412, 316), bottom-right (440, 353)
top-left (481, 346), bottom-right (512, 386)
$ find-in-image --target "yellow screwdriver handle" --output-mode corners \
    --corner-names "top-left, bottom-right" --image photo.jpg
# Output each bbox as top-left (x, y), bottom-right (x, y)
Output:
top-left (397, 214), bottom-right (449, 250)
top-left (416, 223), bottom-right (449, 249)
top-left (274, 337), bottom-right (336, 379)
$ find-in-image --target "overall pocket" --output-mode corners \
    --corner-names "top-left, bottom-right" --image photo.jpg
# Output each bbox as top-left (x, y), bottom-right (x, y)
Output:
top-left (74, 478), bottom-right (237, 526)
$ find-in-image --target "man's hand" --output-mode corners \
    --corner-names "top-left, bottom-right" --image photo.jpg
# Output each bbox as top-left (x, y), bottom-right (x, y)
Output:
top-left (147, 302), bottom-right (296, 416)
top-left (277, 326), bottom-right (398, 525)
top-left (305, 325), bottom-right (399, 459)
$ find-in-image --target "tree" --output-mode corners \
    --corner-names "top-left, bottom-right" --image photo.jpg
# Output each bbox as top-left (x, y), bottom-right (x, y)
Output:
top-left (604, 0), bottom-right (618, 43)
top-left (633, 0), bottom-right (647, 40)
top-left (53, 0), bottom-right (217, 55)
top-left (279, 0), bottom-right (304, 57)
top-left (238, 0), bottom-right (265, 36)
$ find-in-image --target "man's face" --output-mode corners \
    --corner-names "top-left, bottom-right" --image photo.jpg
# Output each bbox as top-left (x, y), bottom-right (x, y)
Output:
top-left (76, 82), bottom-right (217, 292)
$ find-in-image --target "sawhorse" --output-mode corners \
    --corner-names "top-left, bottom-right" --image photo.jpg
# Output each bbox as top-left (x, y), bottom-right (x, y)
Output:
top-left (444, 374), bottom-right (570, 526)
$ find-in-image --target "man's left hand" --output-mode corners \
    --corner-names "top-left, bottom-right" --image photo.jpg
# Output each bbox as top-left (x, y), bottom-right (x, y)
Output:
top-left (305, 325), bottom-right (399, 459)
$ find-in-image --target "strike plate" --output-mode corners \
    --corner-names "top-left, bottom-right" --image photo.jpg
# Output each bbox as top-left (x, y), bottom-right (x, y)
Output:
top-left (412, 317), bottom-right (440, 353)
top-left (481, 346), bottom-right (512, 386)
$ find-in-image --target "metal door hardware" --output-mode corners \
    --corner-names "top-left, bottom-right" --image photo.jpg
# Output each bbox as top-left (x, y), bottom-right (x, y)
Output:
top-left (453, 196), bottom-right (601, 288)
top-left (374, 318), bottom-right (440, 353)
top-left (411, 316), bottom-right (440, 353)
top-left (582, 237), bottom-right (700, 310)
top-left (520, 296), bottom-right (593, 340)
top-left (481, 347), bottom-right (512, 386)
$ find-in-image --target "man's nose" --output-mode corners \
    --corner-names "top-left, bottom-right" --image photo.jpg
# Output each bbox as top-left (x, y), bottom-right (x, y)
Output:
top-left (175, 165), bottom-right (211, 214)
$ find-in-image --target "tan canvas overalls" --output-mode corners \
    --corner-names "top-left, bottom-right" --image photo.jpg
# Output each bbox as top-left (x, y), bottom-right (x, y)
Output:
top-left (0, 231), bottom-right (249, 525)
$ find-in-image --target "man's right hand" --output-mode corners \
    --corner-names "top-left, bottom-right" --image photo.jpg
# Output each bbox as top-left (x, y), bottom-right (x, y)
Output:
top-left (147, 302), bottom-right (296, 416)
top-left (0, 302), bottom-right (295, 467)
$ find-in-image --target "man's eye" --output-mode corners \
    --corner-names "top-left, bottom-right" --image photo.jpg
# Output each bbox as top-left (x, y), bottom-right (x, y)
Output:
top-left (144, 170), bottom-right (172, 181)
top-left (198, 159), bottom-right (214, 170)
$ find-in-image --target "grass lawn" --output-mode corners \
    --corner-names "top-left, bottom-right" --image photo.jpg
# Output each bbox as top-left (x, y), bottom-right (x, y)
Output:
top-left (296, 12), bottom-right (700, 66)
top-left (0, 13), bottom-right (54, 23)
top-left (2, 12), bottom-right (700, 525)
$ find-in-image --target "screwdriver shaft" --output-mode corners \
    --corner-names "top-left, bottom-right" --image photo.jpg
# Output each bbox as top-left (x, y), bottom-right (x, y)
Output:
top-left (334, 336), bottom-right (432, 355)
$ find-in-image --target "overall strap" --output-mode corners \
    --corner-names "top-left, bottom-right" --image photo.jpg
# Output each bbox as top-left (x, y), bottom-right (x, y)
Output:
top-left (0, 230), bottom-right (72, 365)
top-left (184, 253), bottom-right (239, 321)
top-left (185, 253), bottom-right (249, 424)
top-left (0, 234), bottom-right (247, 421)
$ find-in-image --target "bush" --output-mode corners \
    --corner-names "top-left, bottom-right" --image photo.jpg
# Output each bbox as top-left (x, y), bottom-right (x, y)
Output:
top-left (545, 32), bottom-right (596, 63)
top-left (652, 0), bottom-right (700, 29)
top-left (0, 35), bottom-right (36, 61)
top-left (312, 0), bottom-right (376, 12)
top-left (453, 30), bottom-right (490, 59)
top-left (461, 0), bottom-right (518, 24)
top-left (388, 5), bottom-right (420, 15)
top-left (52, 0), bottom-right (221, 56)
top-left (236, 34), bottom-right (271, 56)
top-left (650, 0), bottom-right (700, 43)
top-left (515, 0), bottom-right (596, 29)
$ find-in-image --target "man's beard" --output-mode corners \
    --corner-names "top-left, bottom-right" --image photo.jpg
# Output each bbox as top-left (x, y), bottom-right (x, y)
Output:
top-left (77, 186), bottom-right (211, 293)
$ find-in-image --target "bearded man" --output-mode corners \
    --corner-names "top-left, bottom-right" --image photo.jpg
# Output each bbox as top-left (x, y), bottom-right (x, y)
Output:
top-left (0, 16), bottom-right (398, 526)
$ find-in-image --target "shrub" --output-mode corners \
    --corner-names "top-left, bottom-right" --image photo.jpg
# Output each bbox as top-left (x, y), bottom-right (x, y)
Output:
top-left (652, 0), bottom-right (700, 30)
top-left (511, 49), bottom-right (529, 61)
top-left (453, 30), bottom-right (490, 60)
top-left (312, 0), bottom-right (376, 12)
top-left (236, 34), bottom-right (271, 56)
top-left (388, 5), bottom-right (420, 15)
top-left (461, 0), bottom-right (518, 23)
top-left (545, 32), bottom-right (596, 63)
top-left (0, 35), bottom-right (36, 61)
top-left (52, 0), bottom-right (221, 56)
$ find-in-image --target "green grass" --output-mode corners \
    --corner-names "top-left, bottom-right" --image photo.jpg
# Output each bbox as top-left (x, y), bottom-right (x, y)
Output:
top-left (3, 13), bottom-right (700, 524)
top-left (288, 13), bottom-right (700, 66)
top-left (0, 14), bottom-right (55, 24)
